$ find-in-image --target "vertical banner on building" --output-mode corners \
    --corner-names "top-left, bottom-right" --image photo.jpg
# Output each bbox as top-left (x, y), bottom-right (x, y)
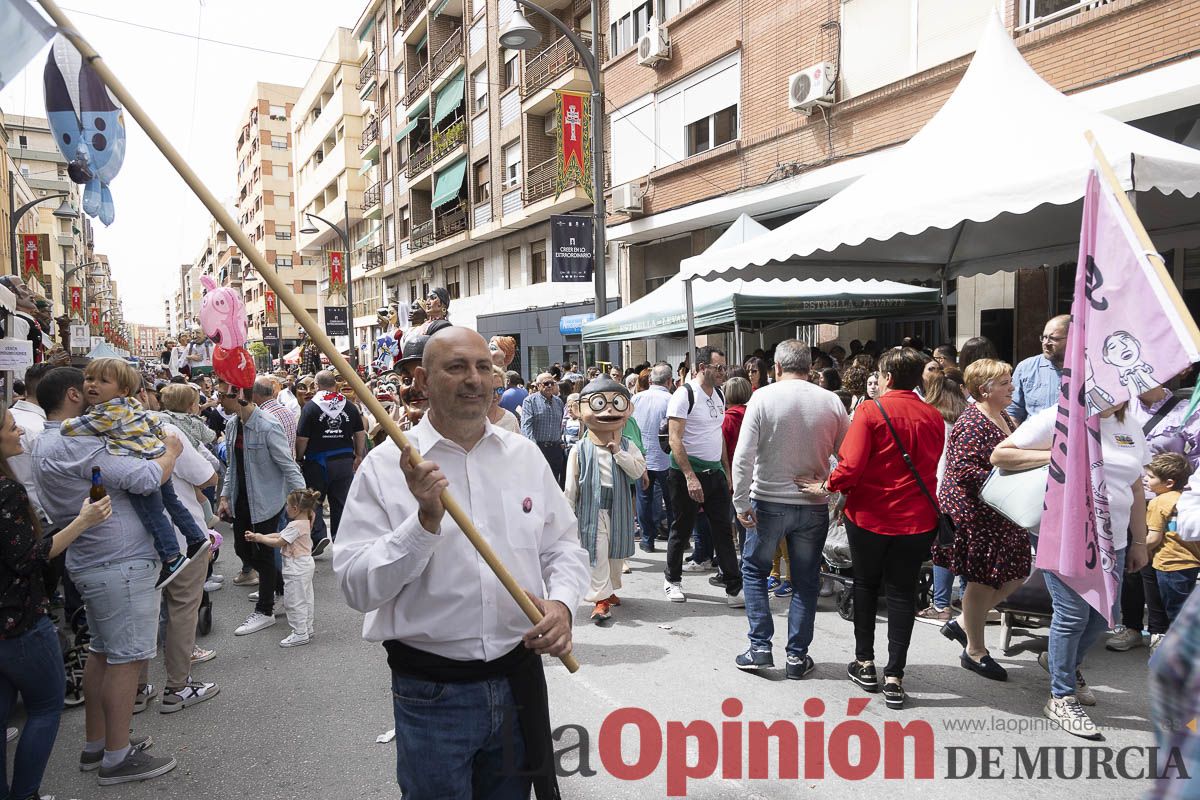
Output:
top-left (88, 306), bottom-right (101, 333)
top-left (20, 234), bottom-right (41, 281)
top-left (555, 90), bottom-right (592, 201)
top-left (550, 215), bottom-right (594, 282)
top-left (103, 320), bottom-right (111, 338)
top-left (69, 286), bottom-right (83, 318)
top-left (264, 290), bottom-right (277, 317)
top-left (328, 251), bottom-right (346, 297)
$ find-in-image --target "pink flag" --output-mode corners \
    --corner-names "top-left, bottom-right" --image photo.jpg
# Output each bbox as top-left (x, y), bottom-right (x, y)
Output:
top-left (1039, 166), bottom-right (1200, 624)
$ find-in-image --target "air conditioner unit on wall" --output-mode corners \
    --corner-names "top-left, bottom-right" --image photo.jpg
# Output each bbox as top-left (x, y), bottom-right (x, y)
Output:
top-left (788, 62), bottom-right (835, 113)
top-left (544, 112), bottom-right (556, 137)
top-left (637, 19), bottom-right (670, 67)
top-left (612, 183), bottom-right (642, 214)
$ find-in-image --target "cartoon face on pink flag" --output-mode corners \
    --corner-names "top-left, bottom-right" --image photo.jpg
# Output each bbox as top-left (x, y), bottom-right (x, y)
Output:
top-left (198, 275), bottom-right (247, 349)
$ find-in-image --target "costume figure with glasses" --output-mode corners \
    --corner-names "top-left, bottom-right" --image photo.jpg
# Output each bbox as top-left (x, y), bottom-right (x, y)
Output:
top-left (1007, 314), bottom-right (1070, 423)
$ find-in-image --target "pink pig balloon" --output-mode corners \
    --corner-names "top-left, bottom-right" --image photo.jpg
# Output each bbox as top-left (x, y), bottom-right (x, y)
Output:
top-left (199, 275), bottom-right (247, 349)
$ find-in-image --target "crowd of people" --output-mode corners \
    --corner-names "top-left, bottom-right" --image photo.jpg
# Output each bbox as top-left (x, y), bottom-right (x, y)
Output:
top-left (0, 289), bottom-right (1198, 798)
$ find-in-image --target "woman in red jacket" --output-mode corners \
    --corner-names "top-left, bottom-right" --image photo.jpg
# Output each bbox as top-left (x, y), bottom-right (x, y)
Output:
top-left (805, 347), bottom-right (945, 709)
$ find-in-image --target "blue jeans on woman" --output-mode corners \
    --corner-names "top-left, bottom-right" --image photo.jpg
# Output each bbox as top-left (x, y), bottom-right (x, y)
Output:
top-left (741, 501), bottom-right (829, 658)
top-left (1042, 547), bottom-right (1126, 698)
top-left (0, 615), bottom-right (66, 800)
top-left (932, 566), bottom-right (966, 609)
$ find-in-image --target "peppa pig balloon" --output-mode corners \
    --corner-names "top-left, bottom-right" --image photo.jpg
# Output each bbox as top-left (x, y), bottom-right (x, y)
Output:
top-left (199, 275), bottom-right (247, 349)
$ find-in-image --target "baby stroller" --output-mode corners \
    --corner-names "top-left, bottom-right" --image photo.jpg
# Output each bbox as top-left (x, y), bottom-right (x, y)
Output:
top-left (196, 529), bottom-right (223, 637)
top-left (60, 606), bottom-right (90, 708)
top-left (821, 511), bottom-right (934, 621)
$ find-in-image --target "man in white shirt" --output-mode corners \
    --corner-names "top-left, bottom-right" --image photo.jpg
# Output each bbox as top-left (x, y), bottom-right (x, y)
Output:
top-left (334, 326), bottom-right (588, 799)
top-left (663, 346), bottom-right (743, 606)
top-left (631, 363), bottom-right (674, 552)
top-left (273, 369), bottom-right (302, 417)
top-left (11, 363), bottom-right (52, 524)
top-left (731, 341), bottom-right (849, 676)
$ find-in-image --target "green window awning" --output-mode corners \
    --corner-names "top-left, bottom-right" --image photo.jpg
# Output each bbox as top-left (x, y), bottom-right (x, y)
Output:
top-left (357, 17), bottom-right (375, 41)
top-left (395, 117), bottom-right (420, 141)
top-left (432, 71), bottom-right (465, 126)
top-left (415, 33), bottom-right (428, 52)
top-left (407, 97), bottom-right (429, 120)
top-left (357, 160), bottom-right (374, 175)
top-left (432, 0), bottom-right (451, 17)
top-left (354, 222), bottom-right (382, 249)
top-left (431, 157), bottom-right (467, 210)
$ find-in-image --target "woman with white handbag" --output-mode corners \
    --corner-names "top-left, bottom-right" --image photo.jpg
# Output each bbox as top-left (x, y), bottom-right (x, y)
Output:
top-left (936, 360), bottom-right (1029, 681)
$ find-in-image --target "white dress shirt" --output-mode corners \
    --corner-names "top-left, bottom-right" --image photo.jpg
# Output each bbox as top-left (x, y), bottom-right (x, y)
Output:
top-left (277, 387), bottom-right (301, 418)
top-left (10, 399), bottom-right (48, 523)
top-left (333, 415), bottom-right (590, 661)
top-left (159, 421), bottom-right (217, 550)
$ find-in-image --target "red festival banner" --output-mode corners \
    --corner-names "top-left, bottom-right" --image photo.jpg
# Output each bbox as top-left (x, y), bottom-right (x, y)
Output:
top-left (103, 320), bottom-right (111, 338)
top-left (328, 251), bottom-right (346, 297)
top-left (88, 306), bottom-right (100, 331)
top-left (555, 90), bottom-right (592, 201)
top-left (264, 289), bottom-right (277, 316)
top-left (20, 234), bottom-right (41, 281)
top-left (69, 286), bottom-right (83, 317)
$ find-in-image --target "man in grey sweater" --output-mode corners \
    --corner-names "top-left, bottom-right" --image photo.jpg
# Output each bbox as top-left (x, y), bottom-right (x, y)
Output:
top-left (731, 340), bottom-right (849, 677)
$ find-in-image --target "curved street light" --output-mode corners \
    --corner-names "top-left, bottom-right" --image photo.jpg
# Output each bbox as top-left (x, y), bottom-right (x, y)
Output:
top-left (300, 199), bottom-right (357, 368)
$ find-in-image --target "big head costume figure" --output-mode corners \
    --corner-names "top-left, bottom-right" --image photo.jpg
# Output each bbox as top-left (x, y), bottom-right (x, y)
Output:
top-left (489, 335), bottom-right (516, 369)
top-left (567, 375), bottom-right (645, 623)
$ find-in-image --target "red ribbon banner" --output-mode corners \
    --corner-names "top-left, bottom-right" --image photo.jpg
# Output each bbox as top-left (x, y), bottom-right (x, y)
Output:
top-left (265, 290), bottom-right (276, 316)
top-left (69, 286), bottom-right (83, 316)
top-left (328, 251), bottom-right (346, 296)
top-left (20, 234), bottom-right (41, 280)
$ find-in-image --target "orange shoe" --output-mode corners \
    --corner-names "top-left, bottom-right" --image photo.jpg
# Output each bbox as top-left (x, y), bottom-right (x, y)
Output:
top-left (590, 601), bottom-right (612, 621)
top-left (606, 594), bottom-right (621, 606)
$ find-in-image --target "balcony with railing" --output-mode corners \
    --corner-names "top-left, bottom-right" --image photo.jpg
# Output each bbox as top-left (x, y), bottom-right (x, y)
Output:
top-left (405, 63), bottom-right (431, 105)
top-left (522, 156), bottom-right (562, 205)
top-left (361, 182), bottom-right (382, 215)
top-left (407, 141), bottom-right (433, 178)
top-left (364, 245), bottom-right (385, 269)
top-left (430, 28), bottom-right (463, 85)
top-left (358, 120), bottom-right (380, 153)
top-left (410, 219), bottom-right (435, 251)
top-left (401, 1), bottom-right (423, 32)
top-left (357, 51), bottom-right (378, 91)
top-left (521, 31), bottom-right (595, 99)
top-left (435, 201), bottom-right (468, 241)
top-left (431, 119), bottom-right (465, 164)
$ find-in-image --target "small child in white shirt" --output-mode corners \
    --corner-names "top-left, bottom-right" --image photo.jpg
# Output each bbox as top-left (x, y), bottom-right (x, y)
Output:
top-left (245, 489), bottom-right (320, 648)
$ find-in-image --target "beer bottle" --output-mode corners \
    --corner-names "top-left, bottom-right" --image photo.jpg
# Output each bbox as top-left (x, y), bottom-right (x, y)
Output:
top-left (90, 467), bottom-right (107, 502)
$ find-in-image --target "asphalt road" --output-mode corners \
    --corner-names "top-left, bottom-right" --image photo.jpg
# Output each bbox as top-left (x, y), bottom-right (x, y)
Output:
top-left (23, 533), bottom-right (1184, 799)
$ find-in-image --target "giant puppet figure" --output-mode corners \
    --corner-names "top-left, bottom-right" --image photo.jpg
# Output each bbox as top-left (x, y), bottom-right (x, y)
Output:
top-left (44, 37), bottom-right (126, 226)
top-left (563, 375), bottom-right (645, 622)
top-left (198, 275), bottom-right (254, 388)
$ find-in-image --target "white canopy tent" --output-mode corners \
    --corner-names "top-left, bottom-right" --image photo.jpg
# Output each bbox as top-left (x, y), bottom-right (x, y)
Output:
top-left (675, 13), bottom-right (1200, 346)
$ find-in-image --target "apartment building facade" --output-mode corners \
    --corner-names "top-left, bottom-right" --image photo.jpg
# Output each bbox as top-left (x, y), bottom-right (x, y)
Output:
top-left (352, 0), bottom-right (618, 377)
top-left (601, 0), bottom-right (1200, 365)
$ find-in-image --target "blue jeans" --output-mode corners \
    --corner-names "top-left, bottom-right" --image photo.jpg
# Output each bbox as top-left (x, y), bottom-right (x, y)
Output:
top-left (636, 469), bottom-right (673, 549)
top-left (129, 481), bottom-right (208, 562)
top-left (1043, 547), bottom-right (1126, 698)
top-left (931, 566), bottom-right (966, 609)
top-left (1157, 567), bottom-right (1199, 624)
top-left (0, 615), bottom-right (65, 800)
top-left (742, 501), bottom-right (829, 657)
top-left (691, 514), bottom-right (713, 565)
top-left (391, 673), bottom-right (529, 800)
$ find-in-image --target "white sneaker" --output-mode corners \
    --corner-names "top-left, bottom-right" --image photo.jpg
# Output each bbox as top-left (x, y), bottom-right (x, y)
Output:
top-left (682, 559), bottom-right (713, 573)
top-left (190, 645), bottom-right (216, 664)
top-left (663, 580), bottom-right (686, 603)
top-left (203, 580), bottom-right (223, 593)
top-left (234, 611), bottom-right (276, 636)
top-left (1149, 632), bottom-right (1166, 656)
top-left (159, 680), bottom-right (220, 713)
top-left (247, 590), bottom-right (259, 601)
top-left (726, 590), bottom-right (745, 608)
top-left (280, 632), bottom-right (311, 648)
top-left (1043, 695), bottom-right (1101, 739)
top-left (210, 574), bottom-right (225, 584)
top-left (5, 726), bottom-right (16, 743)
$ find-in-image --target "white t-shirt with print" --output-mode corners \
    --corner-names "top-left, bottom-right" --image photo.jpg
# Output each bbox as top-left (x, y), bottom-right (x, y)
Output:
top-left (666, 379), bottom-right (725, 463)
top-left (1010, 406), bottom-right (1149, 550)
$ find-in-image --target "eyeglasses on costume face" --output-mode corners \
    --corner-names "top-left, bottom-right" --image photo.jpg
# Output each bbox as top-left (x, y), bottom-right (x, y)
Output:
top-left (586, 394), bottom-right (629, 413)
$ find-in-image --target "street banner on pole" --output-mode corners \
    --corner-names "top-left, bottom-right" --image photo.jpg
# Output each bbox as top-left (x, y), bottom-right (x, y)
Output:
top-left (264, 290), bottom-right (276, 316)
top-left (555, 90), bottom-right (592, 201)
top-left (1039, 142), bottom-right (1200, 625)
top-left (68, 284), bottom-right (82, 317)
top-left (102, 320), bottom-right (110, 338)
top-left (324, 306), bottom-right (348, 337)
top-left (328, 251), bottom-right (346, 298)
top-left (88, 305), bottom-right (99, 332)
top-left (550, 214), bottom-right (594, 282)
top-left (20, 234), bottom-right (40, 280)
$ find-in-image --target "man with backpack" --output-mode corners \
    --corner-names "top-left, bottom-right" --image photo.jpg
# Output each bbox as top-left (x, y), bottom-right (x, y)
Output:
top-left (663, 346), bottom-right (743, 607)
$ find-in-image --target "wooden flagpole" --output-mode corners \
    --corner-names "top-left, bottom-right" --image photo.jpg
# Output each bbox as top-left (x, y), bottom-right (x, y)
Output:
top-left (36, 0), bottom-right (579, 673)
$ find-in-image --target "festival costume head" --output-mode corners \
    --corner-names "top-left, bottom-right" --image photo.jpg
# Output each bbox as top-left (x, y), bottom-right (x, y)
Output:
top-left (578, 375), bottom-right (632, 442)
top-left (395, 334), bottom-right (432, 425)
top-left (489, 335), bottom-right (516, 369)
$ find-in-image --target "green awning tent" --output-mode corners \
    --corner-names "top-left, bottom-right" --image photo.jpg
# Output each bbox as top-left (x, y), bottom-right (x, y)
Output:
top-left (407, 97), bottom-right (429, 120)
top-left (433, 71), bottom-right (465, 126)
top-left (431, 157), bottom-right (467, 209)
top-left (395, 117), bottom-right (420, 141)
top-left (581, 213), bottom-right (941, 342)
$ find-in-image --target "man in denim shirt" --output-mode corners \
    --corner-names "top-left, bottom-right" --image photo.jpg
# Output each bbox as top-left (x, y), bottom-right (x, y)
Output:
top-left (1007, 315), bottom-right (1069, 423)
top-left (215, 379), bottom-right (304, 636)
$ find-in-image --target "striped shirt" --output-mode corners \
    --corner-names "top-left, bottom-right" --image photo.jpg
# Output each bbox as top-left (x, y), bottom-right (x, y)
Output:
top-left (520, 392), bottom-right (565, 444)
top-left (260, 398), bottom-right (298, 454)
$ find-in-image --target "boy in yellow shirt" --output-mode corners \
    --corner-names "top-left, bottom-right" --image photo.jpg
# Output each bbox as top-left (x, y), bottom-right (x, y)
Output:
top-left (1144, 453), bottom-right (1200, 635)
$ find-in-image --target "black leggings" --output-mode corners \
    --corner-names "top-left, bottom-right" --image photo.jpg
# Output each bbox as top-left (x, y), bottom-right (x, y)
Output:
top-left (1120, 564), bottom-right (1169, 635)
top-left (846, 519), bottom-right (935, 679)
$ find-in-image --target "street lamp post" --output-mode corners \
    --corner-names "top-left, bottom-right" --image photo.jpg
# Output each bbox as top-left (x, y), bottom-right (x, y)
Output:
top-left (500, 0), bottom-right (607, 330)
top-left (300, 199), bottom-right (357, 369)
top-left (8, 171), bottom-right (76, 277)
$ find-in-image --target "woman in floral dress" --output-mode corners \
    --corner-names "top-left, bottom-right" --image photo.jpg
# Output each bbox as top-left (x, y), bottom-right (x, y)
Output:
top-left (937, 359), bottom-right (1031, 681)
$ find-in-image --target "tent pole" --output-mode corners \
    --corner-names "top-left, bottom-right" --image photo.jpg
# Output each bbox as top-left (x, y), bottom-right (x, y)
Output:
top-left (939, 270), bottom-right (950, 343)
top-left (684, 277), bottom-right (697, 374)
top-left (733, 319), bottom-right (742, 364)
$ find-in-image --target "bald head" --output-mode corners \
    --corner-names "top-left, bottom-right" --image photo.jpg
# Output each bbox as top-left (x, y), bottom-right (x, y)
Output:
top-left (251, 376), bottom-right (275, 400)
top-left (416, 327), bottom-right (494, 429)
top-left (315, 370), bottom-right (337, 390)
top-left (421, 326), bottom-right (488, 370)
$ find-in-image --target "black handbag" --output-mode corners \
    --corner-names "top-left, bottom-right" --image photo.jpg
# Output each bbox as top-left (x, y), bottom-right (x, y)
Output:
top-left (872, 399), bottom-right (956, 547)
